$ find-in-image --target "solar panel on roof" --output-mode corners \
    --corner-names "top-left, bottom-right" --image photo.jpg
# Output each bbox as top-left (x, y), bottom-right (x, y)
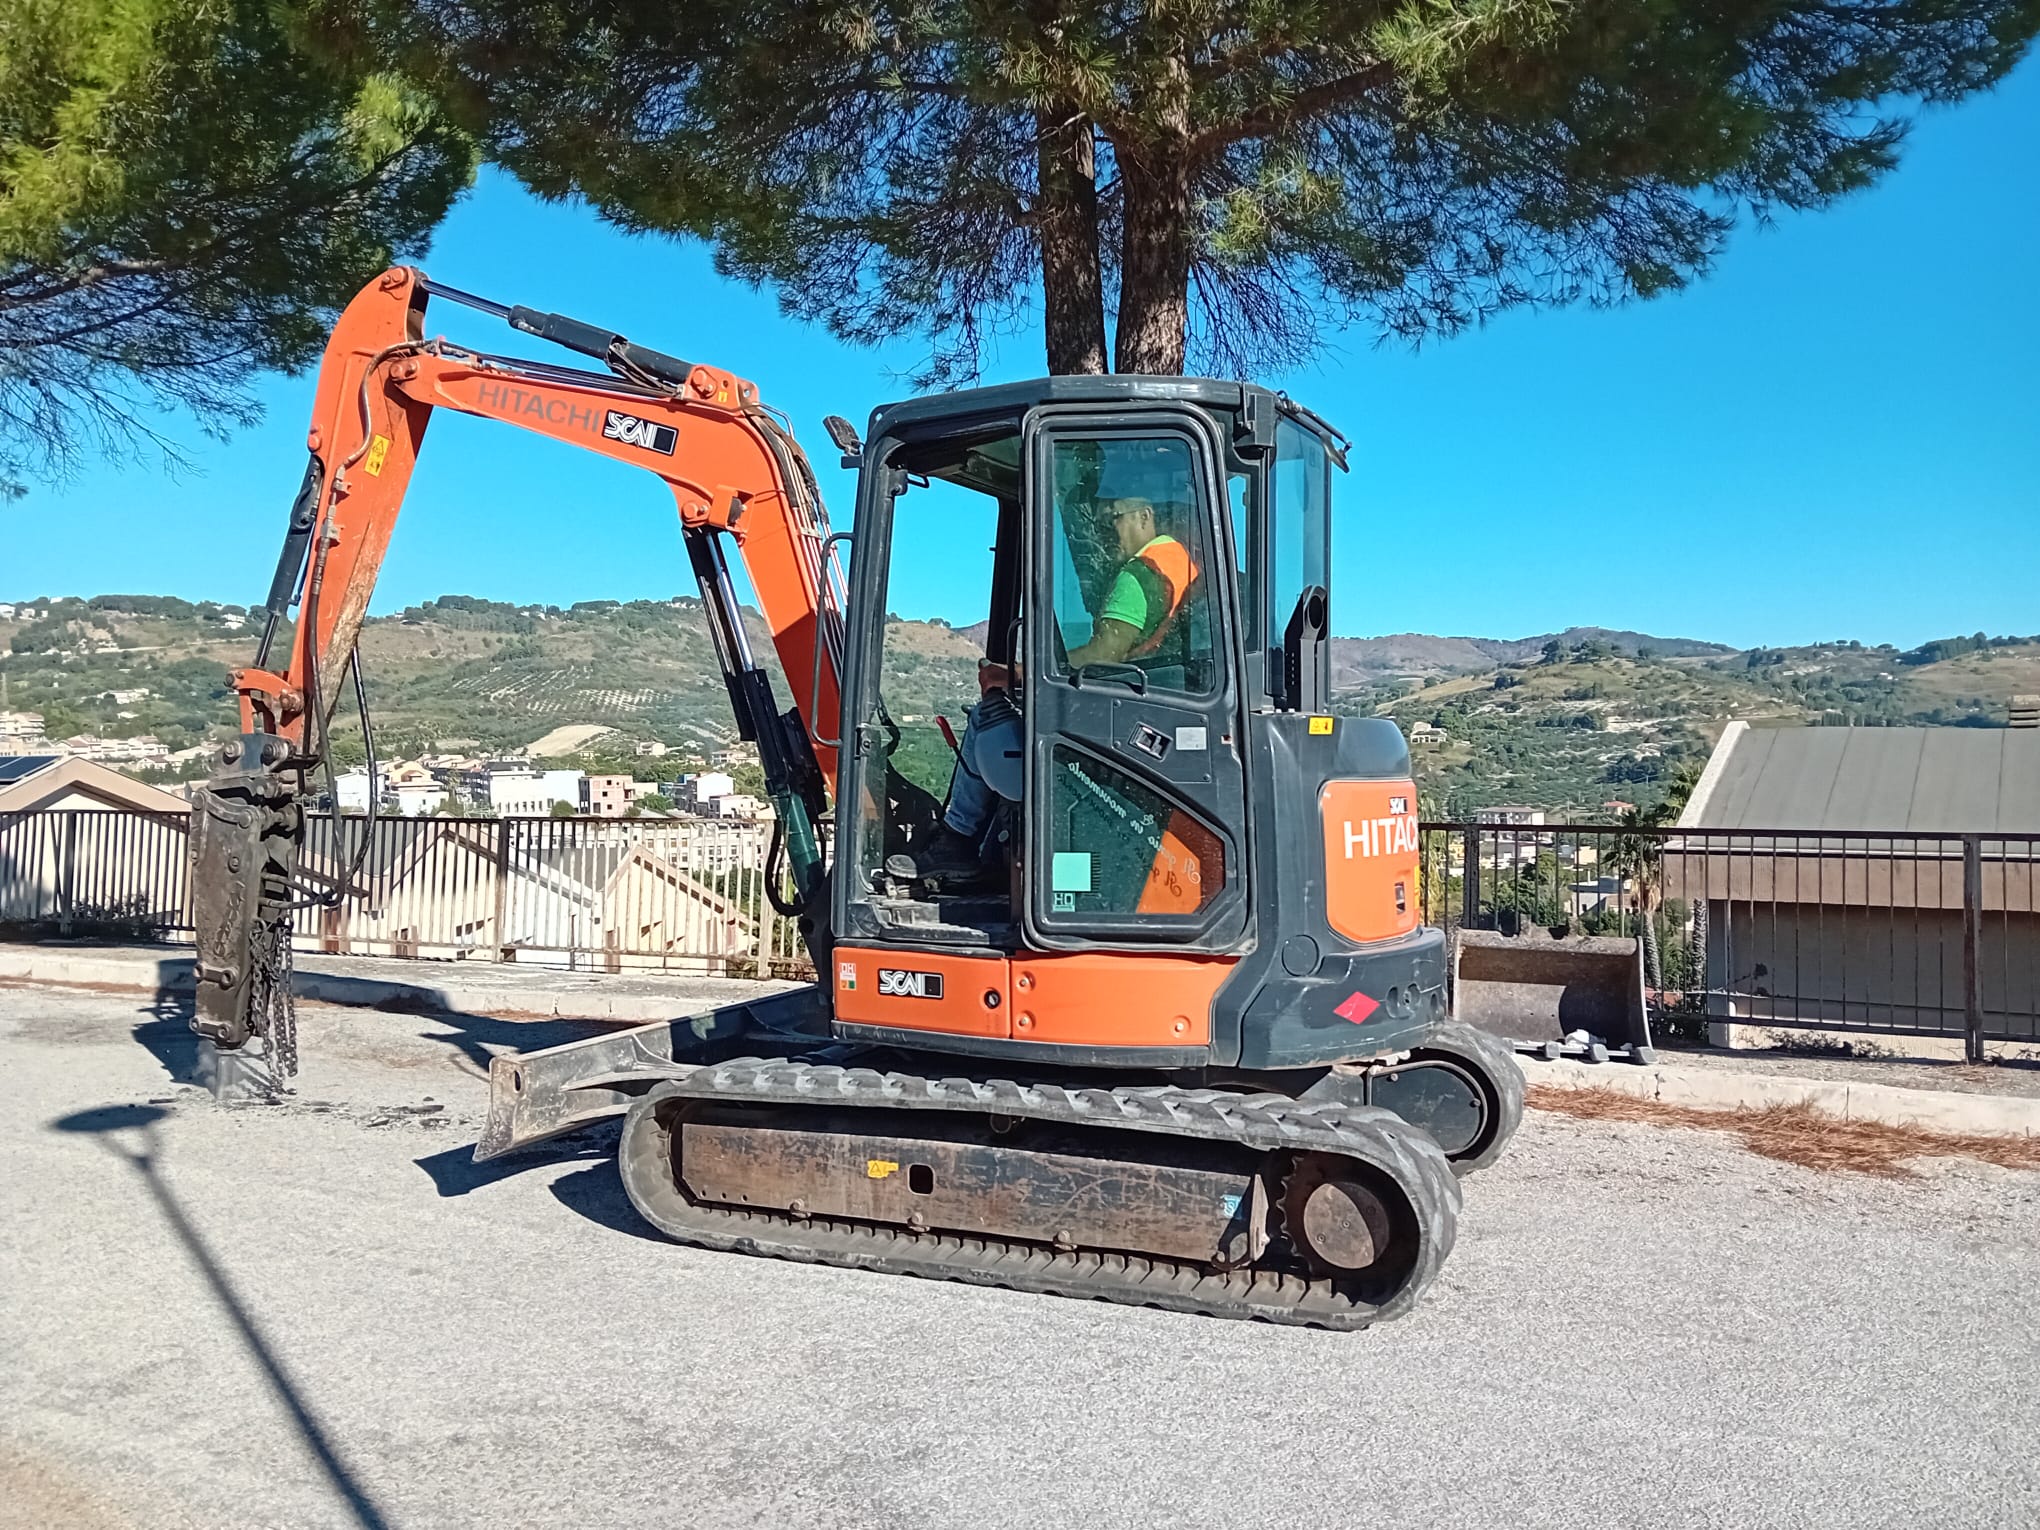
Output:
top-left (0, 755), bottom-right (59, 784)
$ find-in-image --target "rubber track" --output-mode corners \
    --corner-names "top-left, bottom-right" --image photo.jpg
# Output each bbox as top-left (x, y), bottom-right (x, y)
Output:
top-left (1407, 1021), bottom-right (1527, 1176)
top-left (616, 1058), bottom-right (1461, 1330)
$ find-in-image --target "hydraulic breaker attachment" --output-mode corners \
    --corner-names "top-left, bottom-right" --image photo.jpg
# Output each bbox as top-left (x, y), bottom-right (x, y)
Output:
top-left (189, 735), bottom-right (304, 1056)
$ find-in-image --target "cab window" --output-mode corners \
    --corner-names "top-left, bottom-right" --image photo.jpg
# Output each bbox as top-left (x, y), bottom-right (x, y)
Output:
top-left (1267, 416), bottom-right (1331, 702)
top-left (1044, 434), bottom-right (1216, 695)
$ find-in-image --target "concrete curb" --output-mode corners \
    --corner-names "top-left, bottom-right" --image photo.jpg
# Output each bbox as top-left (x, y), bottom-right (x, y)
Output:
top-left (1524, 1054), bottom-right (2040, 1140)
top-left (6, 944), bottom-right (2034, 1139)
top-left (0, 946), bottom-right (787, 1024)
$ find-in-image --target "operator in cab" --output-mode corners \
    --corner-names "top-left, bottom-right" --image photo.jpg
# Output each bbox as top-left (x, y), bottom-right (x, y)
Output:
top-left (889, 492), bottom-right (1201, 887)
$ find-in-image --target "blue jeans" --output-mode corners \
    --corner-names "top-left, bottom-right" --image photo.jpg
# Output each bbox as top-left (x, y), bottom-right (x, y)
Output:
top-left (943, 695), bottom-right (1023, 840)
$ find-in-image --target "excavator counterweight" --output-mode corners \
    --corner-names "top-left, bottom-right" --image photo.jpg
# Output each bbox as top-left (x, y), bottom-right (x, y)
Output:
top-left (189, 267), bottom-right (1522, 1327)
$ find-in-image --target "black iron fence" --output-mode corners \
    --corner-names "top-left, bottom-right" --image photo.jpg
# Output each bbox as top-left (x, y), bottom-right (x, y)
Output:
top-left (0, 808), bottom-right (815, 978)
top-left (4, 807), bottom-right (2034, 1055)
top-left (1422, 821), bottom-right (2039, 1059)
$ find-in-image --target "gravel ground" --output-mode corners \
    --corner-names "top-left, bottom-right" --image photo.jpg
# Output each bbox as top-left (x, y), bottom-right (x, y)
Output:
top-left (3, 987), bottom-right (2037, 1530)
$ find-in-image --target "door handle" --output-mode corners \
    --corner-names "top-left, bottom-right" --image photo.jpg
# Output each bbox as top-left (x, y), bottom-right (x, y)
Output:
top-left (1071, 662), bottom-right (1147, 694)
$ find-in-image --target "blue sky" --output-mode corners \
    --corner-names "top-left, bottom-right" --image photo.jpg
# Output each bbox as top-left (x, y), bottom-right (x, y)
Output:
top-left (5, 58), bottom-right (2035, 650)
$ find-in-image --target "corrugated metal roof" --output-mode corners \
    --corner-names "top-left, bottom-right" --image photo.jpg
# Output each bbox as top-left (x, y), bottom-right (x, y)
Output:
top-left (1688, 725), bottom-right (2040, 832)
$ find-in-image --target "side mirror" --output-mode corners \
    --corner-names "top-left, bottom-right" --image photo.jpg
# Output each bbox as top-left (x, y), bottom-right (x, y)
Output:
top-left (1280, 584), bottom-right (1329, 713)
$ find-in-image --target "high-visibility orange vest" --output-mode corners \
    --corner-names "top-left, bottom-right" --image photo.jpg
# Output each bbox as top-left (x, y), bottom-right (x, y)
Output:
top-left (1128, 536), bottom-right (1199, 659)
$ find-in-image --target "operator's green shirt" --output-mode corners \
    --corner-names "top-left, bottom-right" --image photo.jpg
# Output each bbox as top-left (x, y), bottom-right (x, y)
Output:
top-left (1097, 535), bottom-right (1181, 640)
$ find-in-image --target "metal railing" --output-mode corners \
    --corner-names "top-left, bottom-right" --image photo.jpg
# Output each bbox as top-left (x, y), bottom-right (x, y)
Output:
top-left (0, 807), bottom-right (816, 979)
top-left (5, 807), bottom-right (2034, 1052)
top-left (1422, 821), bottom-right (2040, 1058)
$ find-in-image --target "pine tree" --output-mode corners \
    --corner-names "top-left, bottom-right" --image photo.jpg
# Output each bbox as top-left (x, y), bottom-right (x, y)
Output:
top-left (344, 0), bottom-right (2035, 379)
top-left (0, 0), bottom-right (475, 496)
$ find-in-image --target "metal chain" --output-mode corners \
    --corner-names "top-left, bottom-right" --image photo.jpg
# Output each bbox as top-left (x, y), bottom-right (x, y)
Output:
top-left (251, 909), bottom-right (299, 1088)
top-left (269, 917), bottom-right (299, 1084)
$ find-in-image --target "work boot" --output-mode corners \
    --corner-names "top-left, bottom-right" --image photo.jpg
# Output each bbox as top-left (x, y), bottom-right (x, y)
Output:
top-left (885, 825), bottom-right (992, 888)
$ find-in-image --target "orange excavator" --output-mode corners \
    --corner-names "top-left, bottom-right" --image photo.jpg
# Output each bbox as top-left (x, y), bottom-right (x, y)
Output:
top-left (189, 267), bottom-right (1521, 1327)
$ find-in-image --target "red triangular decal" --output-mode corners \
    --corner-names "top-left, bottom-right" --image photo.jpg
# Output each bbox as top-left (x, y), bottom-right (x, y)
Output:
top-left (1334, 991), bottom-right (1380, 1024)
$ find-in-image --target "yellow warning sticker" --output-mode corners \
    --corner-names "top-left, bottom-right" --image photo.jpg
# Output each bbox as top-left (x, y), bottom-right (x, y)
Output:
top-left (1308, 716), bottom-right (1334, 735)
top-left (363, 435), bottom-right (391, 477)
top-left (866, 1159), bottom-right (900, 1180)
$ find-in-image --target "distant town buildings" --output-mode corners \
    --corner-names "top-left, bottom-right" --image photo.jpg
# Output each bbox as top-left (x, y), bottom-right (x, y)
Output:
top-left (54, 734), bottom-right (169, 767)
top-left (3, 714), bottom-right (185, 770)
top-left (450, 761), bottom-right (584, 816)
top-left (335, 759), bottom-right (588, 817)
top-left (581, 774), bottom-right (642, 819)
top-left (672, 771), bottom-right (735, 813)
top-left (333, 767), bottom-right (377, 815)
top-left (386, 762), bottom-right (448, 818)
top-left (1474, 805), bottom-right (1546, 827)
top-left (0, 711), bottom-right (49, 751)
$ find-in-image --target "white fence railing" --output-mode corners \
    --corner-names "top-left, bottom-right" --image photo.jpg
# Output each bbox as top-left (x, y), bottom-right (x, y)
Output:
top-left (0, 808), bottom-right (812, 978)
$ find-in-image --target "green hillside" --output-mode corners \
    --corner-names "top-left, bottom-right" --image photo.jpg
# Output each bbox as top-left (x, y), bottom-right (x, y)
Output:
top-left (1367, 634), bottom-right (2040, 817)
top-left (2, 595), bottom-right (2034, 818)
top-left (0, 593), bottom-right (981, 780)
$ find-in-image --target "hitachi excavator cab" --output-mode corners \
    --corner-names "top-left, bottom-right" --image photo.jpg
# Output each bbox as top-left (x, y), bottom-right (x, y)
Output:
top-left (827, 378), bottom-right (1454, 1076)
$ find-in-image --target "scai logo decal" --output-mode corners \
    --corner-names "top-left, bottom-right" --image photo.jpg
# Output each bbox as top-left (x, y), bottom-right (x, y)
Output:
top-left (602, 410), bottom-right (678, 455)
top-left (877, 968), bottom-right (945, 1000)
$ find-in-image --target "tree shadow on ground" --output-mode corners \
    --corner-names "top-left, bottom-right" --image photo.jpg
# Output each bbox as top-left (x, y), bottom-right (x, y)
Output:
top-left (354, 994), bottom-right (620, 1075)
top-left (50, 1103), bottom-right (394, 1530)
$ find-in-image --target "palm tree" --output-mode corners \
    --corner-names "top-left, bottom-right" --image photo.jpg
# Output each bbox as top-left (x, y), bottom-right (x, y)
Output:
top-left (1659, 761), bottom-right (1708, 992)
top-left (1604, 802), bottom-right (1675, 991)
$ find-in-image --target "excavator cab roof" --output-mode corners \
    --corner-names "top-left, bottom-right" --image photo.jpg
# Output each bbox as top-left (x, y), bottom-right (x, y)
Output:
top-left (866, 375), bottom-right (1348, 467)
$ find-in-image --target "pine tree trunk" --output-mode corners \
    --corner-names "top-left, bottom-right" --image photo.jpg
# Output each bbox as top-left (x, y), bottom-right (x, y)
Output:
top-left (1035, 107), bottom-right (1107, 376)
top-left (1113, 145), bottom-right (1192, 374)
top-left (1111, 52), bottom-right (1193, 376)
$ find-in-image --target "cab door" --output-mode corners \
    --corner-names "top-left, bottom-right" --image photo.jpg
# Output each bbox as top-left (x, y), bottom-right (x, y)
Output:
top-left (1020, 407), bottom-right (1250, 954)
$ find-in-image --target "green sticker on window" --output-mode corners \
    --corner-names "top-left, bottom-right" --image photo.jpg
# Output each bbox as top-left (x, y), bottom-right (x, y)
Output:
top-left (1051, 852), bottom-right (1093, 893)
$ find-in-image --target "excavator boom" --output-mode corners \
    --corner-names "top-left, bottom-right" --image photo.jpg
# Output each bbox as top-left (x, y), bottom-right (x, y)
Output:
top-left (189, 267), bottom-right (842, 1054)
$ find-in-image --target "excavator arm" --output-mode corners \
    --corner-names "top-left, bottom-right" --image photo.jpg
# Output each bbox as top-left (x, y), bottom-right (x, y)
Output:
top-left (189, 267), bottom-right (845, 1060)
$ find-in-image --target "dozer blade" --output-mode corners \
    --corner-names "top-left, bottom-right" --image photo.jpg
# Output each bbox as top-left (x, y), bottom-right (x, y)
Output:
top-left (473, 983), bottom-right (829, 1160)
top-left (1451, 929), bottom-right (1654, 1063)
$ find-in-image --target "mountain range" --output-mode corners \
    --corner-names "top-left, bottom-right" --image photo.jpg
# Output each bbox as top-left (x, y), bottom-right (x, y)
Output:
top-left (3, 595), bottom-right (2034, 817)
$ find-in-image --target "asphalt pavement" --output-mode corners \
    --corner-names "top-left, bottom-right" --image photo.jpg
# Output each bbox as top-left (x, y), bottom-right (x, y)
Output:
top-left (2, 984), bottom-right (2036, 1530)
